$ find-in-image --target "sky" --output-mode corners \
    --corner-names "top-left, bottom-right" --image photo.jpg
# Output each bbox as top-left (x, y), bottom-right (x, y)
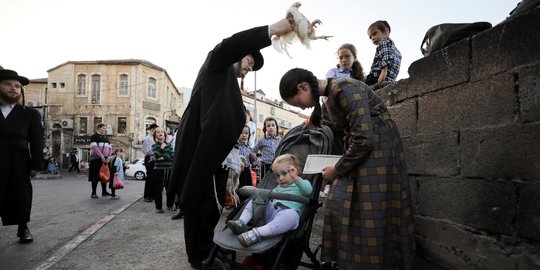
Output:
top-left (1, 0), bottom-right (521, 105)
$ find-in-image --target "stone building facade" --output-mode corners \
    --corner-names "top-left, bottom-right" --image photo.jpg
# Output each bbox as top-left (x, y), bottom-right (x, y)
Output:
top-left (28, 59), bottom-right (183, 166)
top-left (375, 8), bottom-right (539, 269)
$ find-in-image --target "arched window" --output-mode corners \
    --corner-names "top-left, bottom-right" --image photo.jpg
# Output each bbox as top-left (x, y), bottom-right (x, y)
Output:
top-left (77, 74), bottom-right (86, 96)
top-left (91, 74), bottom-right (101, 104)
top-left (145, 117), bottom-right (157, 130)
top-left (147, 77), bottom-right (157, 98)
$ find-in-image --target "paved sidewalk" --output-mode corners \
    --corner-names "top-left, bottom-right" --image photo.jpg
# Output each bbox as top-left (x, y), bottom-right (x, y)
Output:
top-left (40, 197), bottom-right (324, 270)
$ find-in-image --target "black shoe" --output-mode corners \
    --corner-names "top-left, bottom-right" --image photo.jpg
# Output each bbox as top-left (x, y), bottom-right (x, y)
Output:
top-left (91, 194), bottom-right (99, 199)
top-left (102, 192), bottom-right (112, 197)
top-left (18, 229), bottom-right (34, 243)
top-left (144, 198), bottom-right (153, 202)
top-left (171, 210), bottom-right (184, 220)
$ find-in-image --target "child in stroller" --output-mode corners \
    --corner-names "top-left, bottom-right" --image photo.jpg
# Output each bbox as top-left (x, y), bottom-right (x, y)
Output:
top-left (227, 153), bottom-right (312, 247)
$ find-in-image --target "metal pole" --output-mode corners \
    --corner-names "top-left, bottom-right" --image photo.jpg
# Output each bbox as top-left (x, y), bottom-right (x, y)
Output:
top-left (253, 71), bottom-right (257, 130)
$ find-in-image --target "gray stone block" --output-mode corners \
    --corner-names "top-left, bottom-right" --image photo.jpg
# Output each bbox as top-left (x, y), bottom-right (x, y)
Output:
top-left (387, 99), bottom-right (417, 137)
top-left (417, 73), bottom-right (516, 133)
top-left (460, 124), bottom-right (540, 180)
top-left (517, 182), bottom-right (540, 241)
top-left (415, 216), bottom-right (536, 270)
top-left (408, 39), bottom-right (471, 90)
top-left (518, 64), bottom-right (540, 123)
top-left (416, 177), bottom-right (516, 234)
top-left (402, 133), bottom-right (458, 176)
top-left (472, 8), bottom-right (540, 81)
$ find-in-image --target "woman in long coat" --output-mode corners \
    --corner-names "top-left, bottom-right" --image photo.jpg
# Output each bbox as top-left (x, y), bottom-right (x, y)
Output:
top-left (279, 68), bottom-right (415, 269)
top-left (0, 69), bottom-right (44, 243)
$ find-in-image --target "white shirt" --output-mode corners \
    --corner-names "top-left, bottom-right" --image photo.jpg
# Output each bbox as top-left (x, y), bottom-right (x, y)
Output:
top-left (141, 133), bottom-right (154, 155)
top-left (0, 104), bottom-right (15, 118)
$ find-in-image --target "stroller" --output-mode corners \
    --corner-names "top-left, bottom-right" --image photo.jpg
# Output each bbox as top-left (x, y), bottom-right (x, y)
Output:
top-left (203, 125), bottom-right (334, 270)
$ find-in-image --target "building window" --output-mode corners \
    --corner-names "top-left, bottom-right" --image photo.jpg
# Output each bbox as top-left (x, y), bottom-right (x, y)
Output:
top-left (93, 117), bottom-right (102, 130)
top-left (79, 117), bottom-right (87, 134)
top-left (118, 74), bottom-right (128, 96)
top-left (145, 117), bottom-right (157, 130)
top-left (60, 82), bottom-right (65, 88)
top-left (91, 75), bottom-right (101, 104)
top-left (117, 117), bottom-right (127, 134)
top-left (259, 114), bottom-right (264, 123)
top-left (77, 74), bottom-right (86, 95)
top-left (51, 82), bottom-right (57, 88)
top-left (147, 77), bottom-right (157, 98)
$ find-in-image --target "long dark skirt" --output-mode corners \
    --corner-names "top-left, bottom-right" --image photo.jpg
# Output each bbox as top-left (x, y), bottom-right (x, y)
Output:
top-left (322, 117), bottom-right (416, 269)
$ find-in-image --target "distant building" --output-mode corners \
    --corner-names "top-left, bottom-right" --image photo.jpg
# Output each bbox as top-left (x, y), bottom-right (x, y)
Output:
top-left (26, 59), bottom-right (183, 166)
top-left (241, 89), bottom-right (308, 138)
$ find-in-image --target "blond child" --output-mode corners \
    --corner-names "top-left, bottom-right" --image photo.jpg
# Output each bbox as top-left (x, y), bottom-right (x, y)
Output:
top-left (226, 154), bottom-right (312, 247)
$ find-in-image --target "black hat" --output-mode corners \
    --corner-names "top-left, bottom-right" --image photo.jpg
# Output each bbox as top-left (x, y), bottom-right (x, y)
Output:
top-left (146, 123), bottom-right (158, 131)
top-left (0, 69), bottom-right (30, 86)
top-left (250, 50), bottom-right (264, 71)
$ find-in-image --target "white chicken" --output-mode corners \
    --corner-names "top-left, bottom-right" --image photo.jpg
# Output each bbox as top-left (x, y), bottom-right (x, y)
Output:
top-left (272, 2), bottom-right (332, 58)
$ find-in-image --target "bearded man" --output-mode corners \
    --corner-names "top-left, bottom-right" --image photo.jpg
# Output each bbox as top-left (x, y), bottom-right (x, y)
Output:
top-left (167, 17), bottom-right (293, 268)
top-left (0, 69), bottom-right (44, 243)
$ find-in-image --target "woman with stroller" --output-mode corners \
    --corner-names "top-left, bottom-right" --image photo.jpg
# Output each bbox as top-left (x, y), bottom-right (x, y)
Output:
top-left (226, 153), bottom-right (312, 247)
top-left (278, 68), bottom-right (415, 269)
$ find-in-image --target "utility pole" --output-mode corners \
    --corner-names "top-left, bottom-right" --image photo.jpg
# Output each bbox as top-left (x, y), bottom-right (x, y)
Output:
top-left (253, 71), bottom-right (257, 130)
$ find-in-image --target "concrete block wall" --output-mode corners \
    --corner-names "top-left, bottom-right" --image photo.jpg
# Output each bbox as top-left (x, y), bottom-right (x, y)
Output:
top-left (376, 8), bottom-right (540, 270)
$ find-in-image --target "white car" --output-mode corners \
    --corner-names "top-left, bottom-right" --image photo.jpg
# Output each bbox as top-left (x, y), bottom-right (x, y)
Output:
top-left (125, 159), bottom-right (147, 180)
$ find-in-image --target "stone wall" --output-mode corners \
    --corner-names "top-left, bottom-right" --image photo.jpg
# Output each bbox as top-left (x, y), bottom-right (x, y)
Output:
top-left (375, 8), bottom-right (540, 270)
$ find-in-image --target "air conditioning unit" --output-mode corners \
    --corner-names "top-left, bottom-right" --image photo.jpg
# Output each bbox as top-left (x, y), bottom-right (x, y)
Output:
top-left (26, 101), bottom-right (43, 107)
top-left (61, 119), bottom-right (74, 129)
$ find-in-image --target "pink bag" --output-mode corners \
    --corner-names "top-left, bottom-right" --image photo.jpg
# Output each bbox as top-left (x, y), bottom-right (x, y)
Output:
top-left (113, 175), bottom-right (124, 189)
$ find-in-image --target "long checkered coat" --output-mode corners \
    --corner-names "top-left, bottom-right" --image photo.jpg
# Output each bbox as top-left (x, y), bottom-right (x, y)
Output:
top-left (321, 78), bottom-right (415, 269)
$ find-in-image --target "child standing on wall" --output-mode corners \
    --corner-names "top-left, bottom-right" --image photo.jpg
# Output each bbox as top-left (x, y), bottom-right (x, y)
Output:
top-left (226, 154), bottom-right (312, 247)
top-left (365, 20), bottom-right (402, 86)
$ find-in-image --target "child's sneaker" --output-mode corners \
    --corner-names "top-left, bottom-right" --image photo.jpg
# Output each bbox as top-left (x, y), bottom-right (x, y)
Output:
top-left (238, 228), bottom-right (261, 247)
top-left (111, 195), bottom-right (120, 200)
top-left (227, 219), bottom-right (246, 235)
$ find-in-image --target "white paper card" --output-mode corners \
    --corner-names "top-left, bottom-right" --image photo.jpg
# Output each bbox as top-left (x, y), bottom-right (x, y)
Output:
top-left (303, 154), bottom-right (341, 174)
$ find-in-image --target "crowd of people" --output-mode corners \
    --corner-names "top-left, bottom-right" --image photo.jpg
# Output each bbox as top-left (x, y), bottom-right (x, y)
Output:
top-left (0, 15), bottom-right (415, 270)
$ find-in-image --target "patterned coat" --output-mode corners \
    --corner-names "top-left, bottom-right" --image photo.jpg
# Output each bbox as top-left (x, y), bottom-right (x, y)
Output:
top-left (0, 105), bottom-right (43, 226)
top-left (321, 78), bottom-right (415, 269)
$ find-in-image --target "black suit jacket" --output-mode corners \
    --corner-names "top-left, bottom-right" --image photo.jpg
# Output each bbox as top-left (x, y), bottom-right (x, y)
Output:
top-left (169, 26), bottom-right (271, 210)
top-left (0, 105), bottom-right (44, 225)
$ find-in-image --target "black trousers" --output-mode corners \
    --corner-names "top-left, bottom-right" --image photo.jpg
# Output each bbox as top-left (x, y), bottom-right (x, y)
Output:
top-left (69, 161), bottom-right (80, 172)
top-left (151, 169), bottom-right (174, 210)
top-left (143, 155), bottom-right (155, 199)
top-left (89, 159), bottom-right (108, 195)
top-left (183, 168), bottom-right (226, 266)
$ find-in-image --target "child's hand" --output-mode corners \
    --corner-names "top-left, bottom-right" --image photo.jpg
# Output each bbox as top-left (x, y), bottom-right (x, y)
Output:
top-left (287, 166), bottom-right (300, 182)
top-left (378, 66), bottom-right (388, 83)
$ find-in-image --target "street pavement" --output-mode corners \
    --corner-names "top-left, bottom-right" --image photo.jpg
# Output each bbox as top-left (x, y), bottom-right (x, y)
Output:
top-left (0, 171), bottom-right (325, 270)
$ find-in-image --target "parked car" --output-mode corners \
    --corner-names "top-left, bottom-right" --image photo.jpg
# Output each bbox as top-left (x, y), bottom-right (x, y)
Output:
top-left (125, 159), bottom-right (146, 180)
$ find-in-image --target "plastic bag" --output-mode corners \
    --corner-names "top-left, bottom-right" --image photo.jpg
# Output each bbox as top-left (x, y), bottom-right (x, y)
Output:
top-left (99, 163), bottom-right (110, 183)
top-left (113, 175), bottom-right (124, 189)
